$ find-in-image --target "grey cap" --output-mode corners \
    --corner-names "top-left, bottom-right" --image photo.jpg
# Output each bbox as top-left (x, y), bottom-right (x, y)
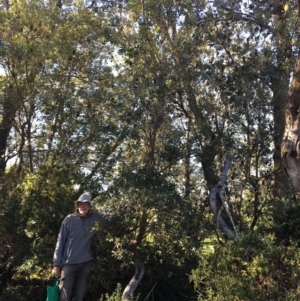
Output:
top-left (75, 193), bottom-right (94, 207)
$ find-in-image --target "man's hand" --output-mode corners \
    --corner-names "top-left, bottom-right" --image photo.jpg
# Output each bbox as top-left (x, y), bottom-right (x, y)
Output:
top-left (52, 266), bottom-right (61, 278)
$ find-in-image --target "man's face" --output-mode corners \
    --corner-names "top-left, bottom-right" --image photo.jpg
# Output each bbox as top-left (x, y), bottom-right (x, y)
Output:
top-left (77, 202), bottom-right (91, 217)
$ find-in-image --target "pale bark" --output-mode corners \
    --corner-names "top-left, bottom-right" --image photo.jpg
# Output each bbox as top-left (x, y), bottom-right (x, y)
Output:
top-left (122, 250), bottom-right (145, 301)
top-left (210, 154), bottom-right (239, 240)
top-left (281, 51), bottom-right (300, 192)
top-left (270, 0), bottom-right (293, 199)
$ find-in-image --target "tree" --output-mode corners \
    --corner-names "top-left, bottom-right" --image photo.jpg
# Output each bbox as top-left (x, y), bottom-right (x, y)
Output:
top-left (281, 0), bottom-right (300, 193)
top-left (1, 1), bottom-right (300, 300)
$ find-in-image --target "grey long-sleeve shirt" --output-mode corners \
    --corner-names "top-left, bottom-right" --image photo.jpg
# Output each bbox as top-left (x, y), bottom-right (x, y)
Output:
top-left (53, 210), bottom-right (112, 266)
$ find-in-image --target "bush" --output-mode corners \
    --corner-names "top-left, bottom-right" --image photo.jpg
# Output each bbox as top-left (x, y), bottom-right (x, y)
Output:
top-left (190, 232), bottom-right (300, 301)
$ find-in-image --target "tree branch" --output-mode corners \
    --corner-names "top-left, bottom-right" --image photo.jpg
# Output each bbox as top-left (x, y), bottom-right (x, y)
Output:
top-left (210, 154), bottom-right (239, 240)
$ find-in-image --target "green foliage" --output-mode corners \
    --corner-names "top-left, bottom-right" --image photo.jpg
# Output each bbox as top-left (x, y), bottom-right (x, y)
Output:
top-left (99, 283), bottom-right (123, 301)
top-left (0, 165), bottom-right (75, 282)
top-left (0, 280), bottom-right (46, 301)
top-left (98, 283), bottom-right (139, 301)
top-left (191, 233), bottom-right (300, 301)
top-left (273, 199), bottom-right (300, 246)
top-left (0, 0), bottom-right (300, 300)
top-left (88, 166), bottom-right (202, 301)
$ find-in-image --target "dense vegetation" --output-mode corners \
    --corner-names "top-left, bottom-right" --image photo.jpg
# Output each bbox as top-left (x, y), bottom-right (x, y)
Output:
top-left (1, 0), bottom-right (300, 300)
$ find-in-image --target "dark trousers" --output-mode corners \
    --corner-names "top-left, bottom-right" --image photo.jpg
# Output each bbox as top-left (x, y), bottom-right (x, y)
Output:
top-left (59, 261), bottom-right (91, 301)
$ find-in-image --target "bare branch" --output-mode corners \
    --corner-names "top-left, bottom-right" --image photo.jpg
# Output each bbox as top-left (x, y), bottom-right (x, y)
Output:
top-left (210, 154), bottom-right (239, 240)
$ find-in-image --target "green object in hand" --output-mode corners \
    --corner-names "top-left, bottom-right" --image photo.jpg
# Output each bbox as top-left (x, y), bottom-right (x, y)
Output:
top-left (46, 278), bottom-right (60, 301)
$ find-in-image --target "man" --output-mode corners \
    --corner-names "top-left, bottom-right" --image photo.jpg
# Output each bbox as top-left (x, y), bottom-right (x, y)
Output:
top-left (52, 193), bottom-right (124, 301)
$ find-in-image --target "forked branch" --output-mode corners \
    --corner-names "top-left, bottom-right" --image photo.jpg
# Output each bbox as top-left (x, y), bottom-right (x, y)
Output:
top-left (210, 154), bottom-right (239, 241)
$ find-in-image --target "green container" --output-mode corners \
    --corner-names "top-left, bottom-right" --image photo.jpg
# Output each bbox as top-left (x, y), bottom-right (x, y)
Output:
top-left (46, 278), bottom-right (60, 301)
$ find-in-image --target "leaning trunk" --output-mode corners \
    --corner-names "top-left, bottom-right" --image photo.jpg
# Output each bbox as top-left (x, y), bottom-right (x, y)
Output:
top-left (122, 250), bottom-right (145, 301)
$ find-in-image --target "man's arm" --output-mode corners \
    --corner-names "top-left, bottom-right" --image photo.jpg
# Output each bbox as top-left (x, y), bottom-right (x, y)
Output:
top-left (52, 217), bottom-right (68, 277)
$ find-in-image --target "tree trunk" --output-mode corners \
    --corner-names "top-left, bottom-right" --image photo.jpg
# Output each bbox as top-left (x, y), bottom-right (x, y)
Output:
top-left (271, 6), bottom-right (293, 199)
top-left (0, 97), bottom-right (17, 174)
top-left (122, 250), bottom-right (145, 301)
top-left (281, 50), bottom-right (300, 192)
top-left (184, 118), bottom-right (192, 198)
top-left (271, 61), bottom-right (291, 198)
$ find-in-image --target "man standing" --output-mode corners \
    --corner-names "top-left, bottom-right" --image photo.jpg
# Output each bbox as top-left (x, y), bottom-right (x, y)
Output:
top-left (52, 193), bottom-right (122, 301)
